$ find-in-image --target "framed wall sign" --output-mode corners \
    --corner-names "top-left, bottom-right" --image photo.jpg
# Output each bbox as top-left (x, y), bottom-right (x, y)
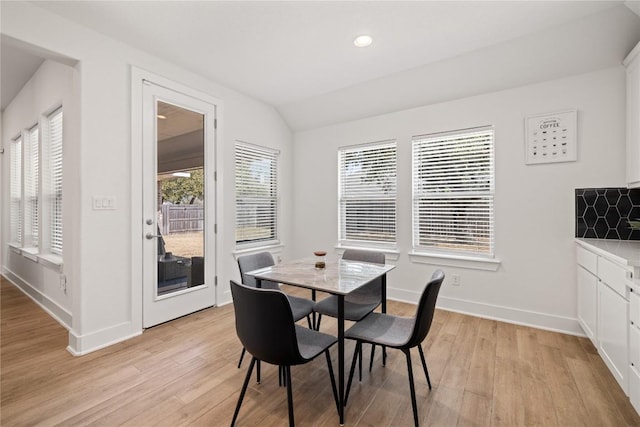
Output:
top-left (525, 109), bottom-right (577, 165)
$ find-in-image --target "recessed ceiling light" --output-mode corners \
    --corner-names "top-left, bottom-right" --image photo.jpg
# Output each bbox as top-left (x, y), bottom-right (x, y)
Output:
top-left (354, 35), bottom-right (373, 48)
top-left (157, 114), bottom-right (167, 120)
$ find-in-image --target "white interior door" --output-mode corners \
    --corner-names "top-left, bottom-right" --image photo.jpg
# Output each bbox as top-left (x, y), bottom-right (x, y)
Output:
top-left (142, 81), bottom-right (216, 328)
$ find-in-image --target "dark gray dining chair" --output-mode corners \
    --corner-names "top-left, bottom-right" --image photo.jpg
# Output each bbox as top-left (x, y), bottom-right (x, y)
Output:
top-left (344, 269), bottom-right (445, 427)
top-left (229, 280), bottom-right (339, 427)
top-left (313, 248), bottom-right (385, 329)
top-left (313, 249), bottom-right (386, 375)
top-left (236, 252), bottom-right (315, 368)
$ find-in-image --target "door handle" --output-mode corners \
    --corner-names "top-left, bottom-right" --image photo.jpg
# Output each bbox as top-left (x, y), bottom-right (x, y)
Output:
top-left (145, 233), bottom-right (161, 240)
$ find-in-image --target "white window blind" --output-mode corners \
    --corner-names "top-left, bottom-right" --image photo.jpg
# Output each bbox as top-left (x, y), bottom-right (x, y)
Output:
top-left (235, 142), bottom-right (278, 245)
top-left (25, 125), bottom-right (39, 247)
top-left (412, 126), bottom-right (494, 256)
top-left (10, 137), bottom-right (23, 245)
top-left (48, 108), bottom-right (63, 255)
top-left (338, 141), bottom-right (397, 245)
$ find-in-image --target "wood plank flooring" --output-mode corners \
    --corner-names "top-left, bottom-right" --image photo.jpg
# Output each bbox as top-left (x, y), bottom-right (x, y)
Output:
top-left (2, 276), bottom-right (639, 426)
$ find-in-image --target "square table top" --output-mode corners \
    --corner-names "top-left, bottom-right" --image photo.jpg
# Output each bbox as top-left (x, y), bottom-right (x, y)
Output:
top-left (246, 256), bottom-right (395, 295)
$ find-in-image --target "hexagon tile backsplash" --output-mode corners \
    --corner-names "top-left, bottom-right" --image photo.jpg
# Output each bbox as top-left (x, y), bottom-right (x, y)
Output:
top-left (575, 188), bottom-right (640, 240)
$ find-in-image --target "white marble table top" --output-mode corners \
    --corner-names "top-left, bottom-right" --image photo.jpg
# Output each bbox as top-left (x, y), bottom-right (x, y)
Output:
top-left (246, 256), bottom-right (395, 295)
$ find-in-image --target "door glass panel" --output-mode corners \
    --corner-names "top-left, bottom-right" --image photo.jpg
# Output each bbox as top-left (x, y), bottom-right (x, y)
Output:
top-left (156, 101), bottom-right (205, 296)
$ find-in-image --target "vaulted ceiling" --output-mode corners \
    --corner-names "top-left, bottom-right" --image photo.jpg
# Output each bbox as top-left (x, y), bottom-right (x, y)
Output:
top-left (3, 1), bottom-right (640, 131)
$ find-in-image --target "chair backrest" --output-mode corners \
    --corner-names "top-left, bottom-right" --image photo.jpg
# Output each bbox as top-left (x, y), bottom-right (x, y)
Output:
top-left (237, 252), bottom-right (280, 290)
top-left (230, 280), bottom-right (305, 366)
top-left (343, 249), bottom-right (385, 304)
top-left (404, 269), bottom-right (445, 349)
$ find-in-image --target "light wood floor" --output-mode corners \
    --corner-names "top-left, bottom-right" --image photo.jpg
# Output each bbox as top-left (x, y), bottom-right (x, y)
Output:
top-left (2, 276), bottom-right (639, 426)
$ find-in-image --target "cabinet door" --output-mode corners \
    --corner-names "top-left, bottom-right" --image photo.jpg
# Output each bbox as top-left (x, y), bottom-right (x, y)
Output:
top-left (577, 265), bottom-right (598, 346)
top-left (598, 280), bottom-right (629, 393)
top-left (627, 51), bottom-right (640, 187)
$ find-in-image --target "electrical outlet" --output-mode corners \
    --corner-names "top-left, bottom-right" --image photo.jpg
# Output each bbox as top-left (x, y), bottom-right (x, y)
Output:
top-left (60, 274), bottom-right (67, 294)
top-left (452, 274), bottom-right (461, 286)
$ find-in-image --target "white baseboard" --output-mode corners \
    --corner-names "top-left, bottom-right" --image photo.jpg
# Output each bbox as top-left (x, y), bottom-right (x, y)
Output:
top-left (67, 322), bottom-right (142, 356)
top-left (388, 287), bottom-right (584, 337)
top-left (2, 269), bottom-right (72, 329)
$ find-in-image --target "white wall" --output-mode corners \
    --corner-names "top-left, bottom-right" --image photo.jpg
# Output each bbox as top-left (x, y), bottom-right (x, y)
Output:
top-left (292, 67), bottom-right (627, 334)
top-left (1, 60), bottom-right (75, 326)
top-left (1, 2), bottom-right (293, 354)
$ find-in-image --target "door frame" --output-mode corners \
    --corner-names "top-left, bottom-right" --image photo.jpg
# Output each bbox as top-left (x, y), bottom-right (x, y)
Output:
top-left (131, 67), bottom-right (224, 331)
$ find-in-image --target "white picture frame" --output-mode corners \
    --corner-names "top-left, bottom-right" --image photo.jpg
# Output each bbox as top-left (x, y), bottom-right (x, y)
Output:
top-left (525, 109), bottom-right (577, 165)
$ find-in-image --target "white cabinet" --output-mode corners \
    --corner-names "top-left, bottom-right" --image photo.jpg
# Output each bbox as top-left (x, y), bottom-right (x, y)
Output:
top-left (577, 246), bottom-right (598, 346)
top-left (630, 290), bottom-right (640, 413)
top-left (598, 276), bottom-right (629, 392)
top-left (625, 41), bottom-right (640, 188)
top-left (576, 243), bottom-right (632, 395)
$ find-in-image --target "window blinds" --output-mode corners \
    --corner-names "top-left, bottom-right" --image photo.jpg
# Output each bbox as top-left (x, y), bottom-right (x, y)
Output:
top-left (412, 127), bottom-right (494, 256)
top-left (10, 137), bottom-right (23, 245)
top-left (235, 142), bottom-right (278, 245)
top-left (48, 108), bottom-right (63, 255)
top-left (26, 126), bottom-right (39, 247)
top-left (338, 141), bottom-right (397, 245)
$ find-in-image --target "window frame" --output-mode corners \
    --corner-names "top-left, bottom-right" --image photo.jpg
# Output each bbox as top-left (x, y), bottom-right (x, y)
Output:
top-left (337, 140), bottom-right (398, 250)
top-left (234, 141), bottom-right (280, 249)
top-left (411, 126), bottom-right (495, 260)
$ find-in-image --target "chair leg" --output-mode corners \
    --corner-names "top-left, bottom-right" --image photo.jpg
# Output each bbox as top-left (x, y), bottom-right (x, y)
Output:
top-left (404, 350), bottom-right (420, 427)
top-left (231, 357), bottom-right (256, 427)
top-left (325, 350), bottom-right (340, 415)
top-left (237, 347), bottom-right (246, 368)
top-left (315, 313), bottom-right (323, 331)
top-left (306, 315), bottom-right (312, 329)
top-left (383, 345), bottom-right (387, 366)
top-left (257, 360), bottom-right (261, 384)
top-left (285, 365), bottom-right (295, 427)
top-left (345, 341), bottom-right (361, 406)
top-left (358, 343), bottom-right (363, 381)
top-left (369, 344), bottom-right (375, 372)
top-left (417, 344), bottom-right (432, 390)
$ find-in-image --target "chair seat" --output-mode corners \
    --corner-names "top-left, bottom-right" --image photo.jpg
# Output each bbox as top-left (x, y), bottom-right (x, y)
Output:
top-left (287, 295), bottom-right (315, 322)
top-left (295, 325), bottom-right (338, 361)
top-left (314, 295), bottom-right (380, 322)
top-left (345, 312), bottom-right (414, 348)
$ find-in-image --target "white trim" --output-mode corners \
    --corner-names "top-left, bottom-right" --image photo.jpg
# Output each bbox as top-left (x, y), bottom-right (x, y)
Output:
top-left (67, 321), bottom-right (142, 356)
top-left (2, 269), bottom-right (72, 329)
top-left (387, 285), bottom-right (583, 336)
top-left (409, 250), bottom-right (501, 271)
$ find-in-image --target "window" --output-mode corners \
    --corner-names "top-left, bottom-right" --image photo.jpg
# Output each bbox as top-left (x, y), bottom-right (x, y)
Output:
top-left (25, 125), bottom-right (39, 248)
top-left (8, 107), bottom-right (63, 258)
top-left (235, 142), bottom-right (279, 246)
top-left (47, 108), bottom-right (63, 255)
top-left (10, 136), bottom-right (23, 245)
top-left (338, 141), bottom-right (397, 246)
top-left (412, 126), bottom-right (494, 257)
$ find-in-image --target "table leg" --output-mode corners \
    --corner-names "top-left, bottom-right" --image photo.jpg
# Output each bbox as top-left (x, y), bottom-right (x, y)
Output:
top-left (255, 278), bottom-right (262, 383)
top-left (338, 294), bottom-right (345, 425)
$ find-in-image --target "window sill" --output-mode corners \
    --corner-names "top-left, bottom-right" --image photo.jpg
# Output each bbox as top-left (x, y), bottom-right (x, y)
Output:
top-left (409, 251), bottom-right (501, 271)
top-left (7, 244), bottom-right (63, 272)
top-left (38, 254), bottom-right (63, 272)
top-left (334, 244), bottom-right (400, 261)
top-left (233, 243), bottom-right (284, 259)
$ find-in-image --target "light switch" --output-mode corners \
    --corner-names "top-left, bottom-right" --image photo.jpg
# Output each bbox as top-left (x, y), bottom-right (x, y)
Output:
top-left (92, 196), bottom-right (116, 210)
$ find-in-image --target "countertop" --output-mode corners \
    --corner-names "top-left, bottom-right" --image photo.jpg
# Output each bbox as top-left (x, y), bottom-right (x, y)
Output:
top-left (576, 238), bottom-right (640, 267)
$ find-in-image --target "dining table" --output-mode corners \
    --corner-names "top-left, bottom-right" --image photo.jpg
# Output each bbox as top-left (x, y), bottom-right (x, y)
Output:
top-left (246, 255), bottom-right (396, 425)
